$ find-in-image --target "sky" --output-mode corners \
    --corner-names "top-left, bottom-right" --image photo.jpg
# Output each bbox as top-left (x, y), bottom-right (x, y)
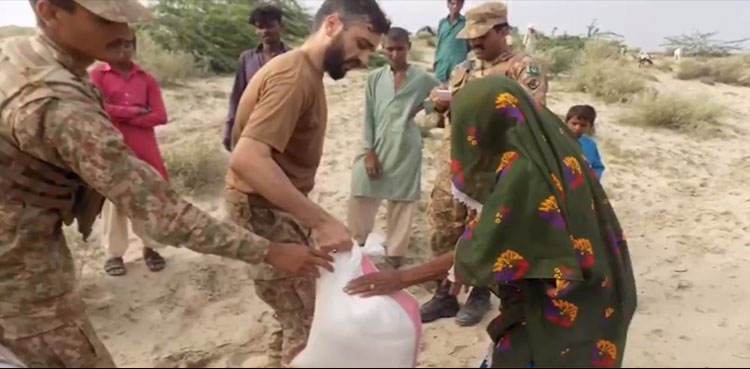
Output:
top-left (2, 0), bottom-right (748, 51)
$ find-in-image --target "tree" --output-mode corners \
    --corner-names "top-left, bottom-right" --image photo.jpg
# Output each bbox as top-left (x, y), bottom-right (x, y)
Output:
top-left (138, 0), bottom-right (312, 73)
top-left (662, 31), bottom-right (749, 57)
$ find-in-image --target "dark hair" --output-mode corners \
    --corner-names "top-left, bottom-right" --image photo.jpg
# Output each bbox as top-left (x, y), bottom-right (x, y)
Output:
top-left (29, 0), bottom-right (76, 13)
top-left (386, 27), bottom-right (410, 44)
top-left (492, 23), bottom-right (510, 33)
top-left (447, 0), bottom-right (465, 4)
top-left (566, 105), bottom-right (597, 126)
top-left (249, 4), bottom-right (283, 26)
top-left (313, 0), bottom-right (391, 35)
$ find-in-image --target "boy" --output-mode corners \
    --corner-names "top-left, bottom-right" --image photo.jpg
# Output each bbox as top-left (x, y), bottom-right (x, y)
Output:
top-left (348, 27), bottom-right (439, 269)
top-left (566, 104), bottom-right (605, 179)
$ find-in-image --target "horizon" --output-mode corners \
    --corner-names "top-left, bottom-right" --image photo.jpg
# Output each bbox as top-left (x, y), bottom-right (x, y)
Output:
top-left (1, 0), bottom-right (748, 52)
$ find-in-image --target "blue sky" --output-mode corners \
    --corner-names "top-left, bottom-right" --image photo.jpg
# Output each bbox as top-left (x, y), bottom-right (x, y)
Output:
top-left (3, 0), bottom-right (748, 51)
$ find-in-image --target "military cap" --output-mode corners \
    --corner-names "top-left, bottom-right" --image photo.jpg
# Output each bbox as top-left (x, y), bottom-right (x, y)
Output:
top-left (73, 0), bottom-right (152, 23)
top-left (457, 2), bottom-right (508, 40)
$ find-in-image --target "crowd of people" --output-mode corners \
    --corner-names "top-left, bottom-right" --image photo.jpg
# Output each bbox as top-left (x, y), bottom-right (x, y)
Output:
top-left (0, 0), bottom-right (635, 368)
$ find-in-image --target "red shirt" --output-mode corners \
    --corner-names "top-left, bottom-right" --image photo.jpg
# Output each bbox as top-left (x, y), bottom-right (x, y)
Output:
top-left (90, 62), bottom-right (169, 180)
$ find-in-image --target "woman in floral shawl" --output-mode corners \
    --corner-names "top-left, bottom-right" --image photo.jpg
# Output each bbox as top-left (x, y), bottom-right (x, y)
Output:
top-left (345, 76), bottom-right (637, 368)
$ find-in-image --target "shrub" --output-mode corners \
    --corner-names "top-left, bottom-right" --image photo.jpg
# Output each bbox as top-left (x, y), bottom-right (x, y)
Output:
top-left (675, 59), bottom-right (712, 80)
top-left (139, 0), bottom-right (311, 74)
top-left (675, 56), bottom-right (750, 86)
top-left (568, 40), bottom-right (647, 103)
top-left (536, 46), bottom-right (578, 75)
top-left (369, 51), bottom-right (389, 68)
top-left (162, 140), bottom-right (229, 196)
top-left (136, 32), bottom-right (200, 85)
top-left (618, 91), bottom-right (725, 136)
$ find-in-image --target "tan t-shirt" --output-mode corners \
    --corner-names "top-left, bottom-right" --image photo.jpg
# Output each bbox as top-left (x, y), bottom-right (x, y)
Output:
top-left (227, 49), bottom-right (327, 195)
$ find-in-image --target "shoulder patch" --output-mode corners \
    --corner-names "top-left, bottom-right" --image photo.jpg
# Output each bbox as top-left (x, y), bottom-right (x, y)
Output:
top-left (527, 63), bottom-right (540, 77)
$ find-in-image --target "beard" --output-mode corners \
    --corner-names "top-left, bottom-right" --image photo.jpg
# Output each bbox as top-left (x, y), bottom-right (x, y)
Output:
top-left (323, 34), bottom-right (348, 80)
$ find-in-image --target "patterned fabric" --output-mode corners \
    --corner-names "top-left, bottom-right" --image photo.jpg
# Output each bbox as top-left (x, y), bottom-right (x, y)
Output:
top-left (450, 77), bottom-right (637, 368)
top-left (225, 189), bottom-right (315, 365)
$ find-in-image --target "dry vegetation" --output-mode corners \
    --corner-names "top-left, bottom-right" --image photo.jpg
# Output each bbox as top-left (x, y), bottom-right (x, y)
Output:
top-left (568, 40), bottom-right (650, 103)
top-left (618, 91), bottom-right (726, 136)
top-left (162, 140), bottom-right (229, 196)
top-left (675, 56), bottom-right (750, 87)
top-left (136, 32), bottom-right (201, 85)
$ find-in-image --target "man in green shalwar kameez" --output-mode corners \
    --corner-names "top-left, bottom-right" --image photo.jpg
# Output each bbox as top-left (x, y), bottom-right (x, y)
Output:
top-left (348, 28), bottom-right (439, 268)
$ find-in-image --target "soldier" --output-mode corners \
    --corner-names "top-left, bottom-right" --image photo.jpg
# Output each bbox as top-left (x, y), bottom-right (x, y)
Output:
top-left (0, 1), bottom-right (332, 367)
top-left (420, 1), bottom-right (548, 327)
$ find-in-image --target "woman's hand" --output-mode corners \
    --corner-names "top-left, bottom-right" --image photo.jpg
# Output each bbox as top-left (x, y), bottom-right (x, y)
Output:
top-left (344, 270), bottom-right (405, 297)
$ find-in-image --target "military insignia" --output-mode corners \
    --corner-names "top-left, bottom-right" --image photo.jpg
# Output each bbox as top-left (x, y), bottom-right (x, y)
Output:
top-left (527, 64), bottom-right (540, 77)
top-left (527, 78), bottom-right (540, 90)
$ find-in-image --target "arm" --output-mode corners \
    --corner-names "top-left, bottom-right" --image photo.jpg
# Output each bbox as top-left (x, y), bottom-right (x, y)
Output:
top-left (230, 138), bottom-right (332, 228)
top-left (590, 142), bottom-right (605, 179)
top-left (128, 74), bottom-right (168, 128)
top-left (515, 58), bottom-right (548, 105)
top-left (363, 74), bottom-right (376, 149)
top-left (89, 68), bottom-right (143, 120)
top-left (224, 53), bottom-right (250, 150)
top-left (345, 252), bottom-right (454, 297)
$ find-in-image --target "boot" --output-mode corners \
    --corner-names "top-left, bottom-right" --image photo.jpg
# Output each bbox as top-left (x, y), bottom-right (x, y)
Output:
top-left (419, 280), bottom-right (460, 323)
top-left (456, 287), bottom-right (491, 327)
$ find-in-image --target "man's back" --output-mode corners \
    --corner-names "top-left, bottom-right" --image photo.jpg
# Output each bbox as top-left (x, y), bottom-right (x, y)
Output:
top-left (228, 49), bottom-right (327, 196)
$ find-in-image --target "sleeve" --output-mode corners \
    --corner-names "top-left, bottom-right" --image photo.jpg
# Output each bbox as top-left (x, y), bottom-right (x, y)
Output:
top-left (514, 57), bottom-right (548, 105)
top-left (226, 53), bottom-right (249, 134)
top-left (421, 73), bottom-right (441, 115)
top-left (30, 98), bottom-right (269, 264)
top-left (128, 74), bottom-right (168, 128)
top-left (103, 103), bottom-right (142, 120)
top-left (239, 67), bottom-right (306, 153)
top-left (363, 73), bottom-right (376, 149)
top-left (590, 141), bottom-right (605, 179)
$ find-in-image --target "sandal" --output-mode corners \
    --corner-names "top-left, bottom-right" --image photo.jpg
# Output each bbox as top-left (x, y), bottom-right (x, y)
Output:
top-left (144, 248), bottom-right (166, 272)
top-left (104, 257), bottom-right (127, 276)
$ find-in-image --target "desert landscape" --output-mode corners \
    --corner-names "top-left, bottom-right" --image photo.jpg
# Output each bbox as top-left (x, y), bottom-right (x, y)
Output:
top-left (4, 3), bottom-right (750, 367)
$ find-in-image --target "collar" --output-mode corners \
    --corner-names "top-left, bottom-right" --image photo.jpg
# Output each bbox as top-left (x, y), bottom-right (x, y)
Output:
top-left (444, 14), bottom-right (466, 25)
top-left (255, 41), bottom-right (291, 54)
top-left (475, 50), bottom-right (516, 67)
top-left (100, 62), bottom-right (143, 75)
top-left (36, 31), bottom-right (92, 78)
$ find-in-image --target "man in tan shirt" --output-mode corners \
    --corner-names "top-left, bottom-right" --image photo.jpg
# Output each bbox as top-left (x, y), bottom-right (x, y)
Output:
top-left (226, 0), bottom-right (391, 365)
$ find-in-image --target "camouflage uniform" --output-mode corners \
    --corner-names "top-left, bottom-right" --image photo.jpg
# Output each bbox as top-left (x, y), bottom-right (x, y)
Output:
top-left (0, 1), bottom-right (272, 367)
top-left (225, 190), bottom-right (314, 366)
top-left (429, 2), bottom-right (548, 256)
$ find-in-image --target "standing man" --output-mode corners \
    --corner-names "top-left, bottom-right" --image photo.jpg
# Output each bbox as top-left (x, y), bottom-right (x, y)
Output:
top-left (90, 33), bottom-right (170, 277)
top-left (420, 1), bottom-right (548, 327)
top-left (223, 4), bottom-right (290, 151)
top-left (348, 27), bottom-right (439, 269)
top-left (226, 0), bottom-right (390, 365)
top-left (0, 0), bottom-right (331, 367)
top-left (433, 0), bottom-right (470, 84)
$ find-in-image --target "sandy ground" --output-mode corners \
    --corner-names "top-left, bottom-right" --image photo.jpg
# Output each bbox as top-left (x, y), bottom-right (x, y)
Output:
top-left (69, 60), bottom-right (750, 368)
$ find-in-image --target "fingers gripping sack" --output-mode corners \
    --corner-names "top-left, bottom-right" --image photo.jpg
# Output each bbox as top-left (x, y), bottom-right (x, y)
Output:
top-left (290, 238), bottom-right (421, 368)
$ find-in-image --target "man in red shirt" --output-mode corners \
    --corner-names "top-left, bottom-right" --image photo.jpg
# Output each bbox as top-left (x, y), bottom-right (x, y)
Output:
top-left (90, 33), bottom-right (170, 276)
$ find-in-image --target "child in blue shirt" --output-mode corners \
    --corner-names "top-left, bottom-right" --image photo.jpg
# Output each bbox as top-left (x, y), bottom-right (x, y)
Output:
top-left (566, 105), bottom-right (605, 180)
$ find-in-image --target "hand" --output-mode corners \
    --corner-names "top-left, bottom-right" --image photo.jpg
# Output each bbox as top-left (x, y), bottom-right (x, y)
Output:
top-left (429, 87), bottom-right (450, 113)
top-left (265, 242), bottom-right (334, 277)
top-left (344, 270), bottom-right (405, 297)
top-left (313, 218), bottom-right (352, 253)
top-left (364, 149), bottom-right (381, 178)
top-left (137, 107), bottom-right (150, 115)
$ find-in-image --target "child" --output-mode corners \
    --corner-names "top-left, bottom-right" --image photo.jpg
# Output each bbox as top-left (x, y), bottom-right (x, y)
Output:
top-left (566, 105), bottom-right (605, 180)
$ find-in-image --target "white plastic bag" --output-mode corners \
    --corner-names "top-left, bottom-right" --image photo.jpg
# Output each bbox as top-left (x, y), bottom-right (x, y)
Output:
top-left (290, 234), bottom-right (421, 368)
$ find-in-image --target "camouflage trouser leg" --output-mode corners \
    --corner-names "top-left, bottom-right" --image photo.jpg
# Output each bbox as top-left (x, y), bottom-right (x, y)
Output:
top-left (0, 315), bottom-right (115, 368)
top-left (428, 140), bottom-right (469, 257)
top-left (225, 190), bottom-right (315, 366)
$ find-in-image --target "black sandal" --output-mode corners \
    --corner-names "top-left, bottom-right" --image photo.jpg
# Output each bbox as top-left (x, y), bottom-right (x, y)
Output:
top-left (144, 248), bottom-right (166, 272)
top-left (104, 257), bottom-right (127, 276)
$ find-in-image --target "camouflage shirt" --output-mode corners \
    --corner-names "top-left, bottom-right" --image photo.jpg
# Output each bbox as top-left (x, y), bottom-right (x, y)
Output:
top-left (442, 50), bottom-right (548, 141)
top-left (0, 34), bottom-right (269, 337)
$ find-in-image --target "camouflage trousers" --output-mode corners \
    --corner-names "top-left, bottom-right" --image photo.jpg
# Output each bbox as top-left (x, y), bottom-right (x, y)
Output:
top-left (225, 190), bottom-right (315, 366)
top-left (428, 139), bottom-right (472, 256)
top-left (0, 310), bottom-right (114, 368)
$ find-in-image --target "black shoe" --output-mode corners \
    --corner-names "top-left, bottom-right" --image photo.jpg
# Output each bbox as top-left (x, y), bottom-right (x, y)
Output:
top-left (456, 287), bottom-right (491, 327)
top-left (420, 281), bottom-right (460, 323)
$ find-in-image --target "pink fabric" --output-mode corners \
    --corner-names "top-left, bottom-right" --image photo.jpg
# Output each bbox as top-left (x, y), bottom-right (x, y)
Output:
top-left (361, 257), bottom-right (422, 366)
top-left (90, 63), bottom-right (169, 181)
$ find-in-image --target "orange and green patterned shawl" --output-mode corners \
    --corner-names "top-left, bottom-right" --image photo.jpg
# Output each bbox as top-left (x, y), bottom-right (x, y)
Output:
top-left (449, 76), bottom-right (637, 368)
